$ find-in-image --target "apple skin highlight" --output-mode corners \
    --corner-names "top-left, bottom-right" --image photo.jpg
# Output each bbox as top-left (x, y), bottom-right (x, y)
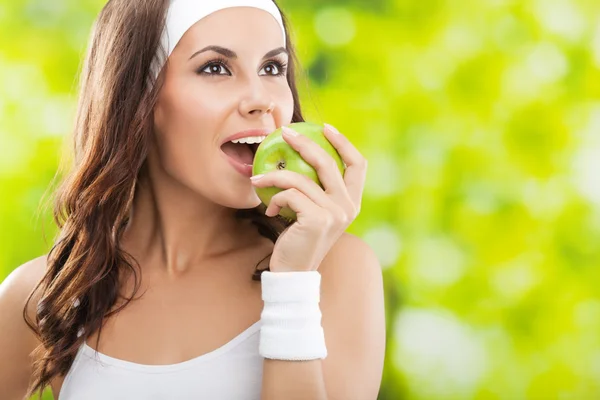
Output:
top-left (252, 122), bottom-right (346, 221)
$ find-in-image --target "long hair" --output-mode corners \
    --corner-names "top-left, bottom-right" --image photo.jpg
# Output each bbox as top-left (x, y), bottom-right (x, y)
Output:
top-left (23, 0), bottom-right (304, 397)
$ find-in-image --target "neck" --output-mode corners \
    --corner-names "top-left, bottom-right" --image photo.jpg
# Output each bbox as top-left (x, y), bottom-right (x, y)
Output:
top-left (120, 168), bottom-right (257, 277)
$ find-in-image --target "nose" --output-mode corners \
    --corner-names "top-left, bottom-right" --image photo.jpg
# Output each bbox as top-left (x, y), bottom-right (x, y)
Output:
top-left (238, 78), bottom-right (276, 118)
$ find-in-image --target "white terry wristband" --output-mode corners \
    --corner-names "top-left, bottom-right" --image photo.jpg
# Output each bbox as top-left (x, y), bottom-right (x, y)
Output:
top-left (259, 271), bottom-right (327, 361)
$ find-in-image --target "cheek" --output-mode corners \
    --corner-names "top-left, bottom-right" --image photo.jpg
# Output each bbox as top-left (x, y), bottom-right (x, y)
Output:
top-left (274, 84), bottom-right (295, 122)
top-left (158, 87), bottom-right (212, 128)
top-left (154, 79), bottom-right (221, 144)
top-left (152, 86), bottom-right (218, 178)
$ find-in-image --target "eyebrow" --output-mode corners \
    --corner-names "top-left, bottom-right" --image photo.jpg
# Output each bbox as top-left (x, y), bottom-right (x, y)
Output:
top-left (188, 46), bottom-right (288, 61)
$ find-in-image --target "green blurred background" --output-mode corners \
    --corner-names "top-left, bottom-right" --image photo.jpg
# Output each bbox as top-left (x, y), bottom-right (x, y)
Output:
top-left (2, 0), bottom-right (600, 399)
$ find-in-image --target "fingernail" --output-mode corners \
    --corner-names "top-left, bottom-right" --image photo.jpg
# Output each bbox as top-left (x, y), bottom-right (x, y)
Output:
top-left (324, 123), bottom-right (340, 135)
top-left (250, 174), bottom-right (264, 181)
top-left (282, 126), bottom-right (298, 137)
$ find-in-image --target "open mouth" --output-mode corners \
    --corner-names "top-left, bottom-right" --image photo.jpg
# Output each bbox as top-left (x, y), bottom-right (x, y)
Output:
top-left (220, 142), bottom-right (259, 165)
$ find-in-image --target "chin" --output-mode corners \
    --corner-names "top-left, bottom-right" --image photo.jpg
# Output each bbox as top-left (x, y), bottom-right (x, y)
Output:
top-left (224, 188), bottom-right (263, 211)
top-left (245, 193), bottom-right (263, 210)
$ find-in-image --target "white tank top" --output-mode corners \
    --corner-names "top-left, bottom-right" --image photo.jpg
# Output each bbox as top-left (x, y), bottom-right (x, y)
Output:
top-left (58, 321), bottom-right (263, 400)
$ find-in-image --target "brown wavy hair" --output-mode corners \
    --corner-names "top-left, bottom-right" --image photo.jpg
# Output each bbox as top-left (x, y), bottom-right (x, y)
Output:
top-left (23, 0), bottom-right (304, 397)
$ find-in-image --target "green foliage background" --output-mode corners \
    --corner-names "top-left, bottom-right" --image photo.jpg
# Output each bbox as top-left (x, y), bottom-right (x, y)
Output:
top-left (1, 0), bottom-right (599, 399)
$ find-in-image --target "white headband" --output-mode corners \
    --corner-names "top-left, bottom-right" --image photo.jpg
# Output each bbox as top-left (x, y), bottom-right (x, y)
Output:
top-left (151, 0), bottom-right (286, 80)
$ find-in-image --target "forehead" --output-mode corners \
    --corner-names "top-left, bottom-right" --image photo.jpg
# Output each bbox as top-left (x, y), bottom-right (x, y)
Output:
top-left (175, 7), bottom-right (285, 56)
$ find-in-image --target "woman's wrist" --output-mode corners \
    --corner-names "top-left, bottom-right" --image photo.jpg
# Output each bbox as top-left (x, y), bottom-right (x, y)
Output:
top-left (259, 271), bottom-right (327, 361)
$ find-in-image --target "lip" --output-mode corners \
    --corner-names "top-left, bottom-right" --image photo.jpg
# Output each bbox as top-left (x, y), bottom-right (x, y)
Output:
top-left (220, 149), bottom-right (254, 178)
top-left (220, 128), bottom-right (272, 146)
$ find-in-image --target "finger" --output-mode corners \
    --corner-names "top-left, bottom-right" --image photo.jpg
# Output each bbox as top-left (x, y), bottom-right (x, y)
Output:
top-left (251, 170), bottom-right (334, 210)
top-left (323, 123), bottom-right (367, 210)
top-left (265, 187), bottom-right (320, 219)
top-left (281, 126), bottom-right (346, 197)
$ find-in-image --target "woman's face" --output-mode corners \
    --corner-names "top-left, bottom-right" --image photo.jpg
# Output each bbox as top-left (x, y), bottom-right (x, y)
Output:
top-left (152, 7), bottom-right (293, 210)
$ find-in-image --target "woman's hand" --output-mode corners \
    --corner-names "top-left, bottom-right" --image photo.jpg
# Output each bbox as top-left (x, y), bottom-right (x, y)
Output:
top-left (250, 123), bottom-right (367, 272)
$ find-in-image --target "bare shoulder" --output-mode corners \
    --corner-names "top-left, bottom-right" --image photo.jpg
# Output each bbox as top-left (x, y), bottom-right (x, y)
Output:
top-left (0, 253), bottom-right (48, 332)
top-left (1, 254), bottom-right (48, 284)
top-left (319, 231), bottom-right (384, 305)
top-left (320, 232), bottom-right (382, 280)
top-left (0, 255), bottom-right (48, 399)
top-left (1, 254), bottom-right (48, 312)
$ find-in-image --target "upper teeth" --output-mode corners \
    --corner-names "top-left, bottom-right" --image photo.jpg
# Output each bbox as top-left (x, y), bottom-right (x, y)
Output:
top-left (231, 136), bottom-right (266, 144)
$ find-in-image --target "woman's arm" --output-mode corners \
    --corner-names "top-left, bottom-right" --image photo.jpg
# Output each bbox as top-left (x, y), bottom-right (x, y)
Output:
top-left (261, 233), bottom-right (386, 400)
top-left (0, 256), bottom-right (46, 400)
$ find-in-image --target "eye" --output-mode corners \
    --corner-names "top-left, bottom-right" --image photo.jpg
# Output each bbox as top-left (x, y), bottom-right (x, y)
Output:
top-left (198, 60), bottom-right (231, 76)
top-left (259, 61), bottom-right (287, 76)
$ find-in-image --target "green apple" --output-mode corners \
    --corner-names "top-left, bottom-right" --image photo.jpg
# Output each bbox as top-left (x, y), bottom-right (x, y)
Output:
top-left (252, 122), bottom-right (346, 221)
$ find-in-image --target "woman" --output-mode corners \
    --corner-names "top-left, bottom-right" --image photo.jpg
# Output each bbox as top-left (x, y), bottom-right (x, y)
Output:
top-left (0, 0), bottom-right (385, 399)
